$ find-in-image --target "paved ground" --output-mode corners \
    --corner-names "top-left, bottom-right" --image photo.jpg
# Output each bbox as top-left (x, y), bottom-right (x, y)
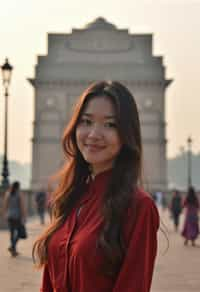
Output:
top-left (0, 209), bottom-right (200, 292)
top-left (152, 209), bottom-right (200, 292)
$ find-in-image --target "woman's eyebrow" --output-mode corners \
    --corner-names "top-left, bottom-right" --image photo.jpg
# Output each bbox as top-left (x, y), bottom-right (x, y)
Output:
top-left (82, 113), bottom-right (116, 119)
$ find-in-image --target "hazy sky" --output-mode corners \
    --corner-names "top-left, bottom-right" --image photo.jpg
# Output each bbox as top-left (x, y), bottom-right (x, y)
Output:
top-left (0, 0), bottom-right (199, 163)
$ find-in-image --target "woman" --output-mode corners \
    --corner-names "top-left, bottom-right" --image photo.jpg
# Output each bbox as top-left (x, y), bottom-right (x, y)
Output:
top-left (3, 181), bottom-right (26, 256)
top-left (35, 188), bottom-right (47, 225)
top-left (182, 186), bottom-right (199, 246)
top-left (33, 81), bottom-right (160, 292)
top-left (170, 189), bottom-right (182, 232)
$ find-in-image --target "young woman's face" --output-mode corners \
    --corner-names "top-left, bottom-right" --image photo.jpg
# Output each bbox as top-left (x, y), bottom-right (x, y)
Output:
top-left (76, 96), bottom-right (122, 175)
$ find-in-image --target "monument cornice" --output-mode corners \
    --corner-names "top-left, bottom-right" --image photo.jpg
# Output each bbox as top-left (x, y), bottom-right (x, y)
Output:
top-left (27, 78), bottom-right (172, 88)
top-left (66, 45), bottom-right (134, 54)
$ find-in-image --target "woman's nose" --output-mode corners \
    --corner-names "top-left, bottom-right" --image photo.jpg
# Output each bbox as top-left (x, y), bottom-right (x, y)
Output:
top-left (87, 124), bottom-right (102, 138)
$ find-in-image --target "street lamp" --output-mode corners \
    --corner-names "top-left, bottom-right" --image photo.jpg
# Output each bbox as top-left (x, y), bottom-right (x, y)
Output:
top-left (1, 58), bottom-right (13, 189)
top-left (187, 136), bottom-right (192, 188)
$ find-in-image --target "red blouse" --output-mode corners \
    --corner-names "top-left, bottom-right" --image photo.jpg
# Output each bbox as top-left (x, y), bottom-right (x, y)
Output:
top-left (41, 170), bottom-right (159, 292)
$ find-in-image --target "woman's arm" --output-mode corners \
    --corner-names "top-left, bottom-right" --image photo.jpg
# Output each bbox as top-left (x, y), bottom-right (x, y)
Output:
top-left (113, 196), bottom-right (159, 292)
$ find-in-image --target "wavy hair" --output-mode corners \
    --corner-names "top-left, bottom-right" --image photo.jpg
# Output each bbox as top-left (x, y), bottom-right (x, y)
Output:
top-left (32, 81), bottom-right (143, 276)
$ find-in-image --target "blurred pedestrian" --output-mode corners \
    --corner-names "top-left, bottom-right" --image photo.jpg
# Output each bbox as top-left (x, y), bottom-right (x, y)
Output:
top-left (152, 192), bottom-right (157, 203)
top-left (35, 188), bottom-right (46, 225)
top-left (45, 183), bottom-right (54, 221)
top-left (161, 193), bottom-right (168, 212)
top-left (182, 186), bottom-right (199, 246)
top-left (155, 191), bottom-right (163, 208)
top-left (170, 189), bottom-right (182, 232)
top-left (3, 181), bottom-right (26, 256)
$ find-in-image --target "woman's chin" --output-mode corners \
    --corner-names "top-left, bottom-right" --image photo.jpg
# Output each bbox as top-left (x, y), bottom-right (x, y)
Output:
top-left (84, 157), bottom-right (102, 165)
top-left (83, 154), bottom-right (105, 165)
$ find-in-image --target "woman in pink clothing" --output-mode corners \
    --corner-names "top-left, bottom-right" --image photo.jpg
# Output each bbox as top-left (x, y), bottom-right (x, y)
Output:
top-left (182, 186), bottom-right (199, 246)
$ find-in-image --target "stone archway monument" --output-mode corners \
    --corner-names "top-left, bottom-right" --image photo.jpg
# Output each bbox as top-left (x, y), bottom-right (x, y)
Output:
top-left (28, 17), bottom-right (172, 191)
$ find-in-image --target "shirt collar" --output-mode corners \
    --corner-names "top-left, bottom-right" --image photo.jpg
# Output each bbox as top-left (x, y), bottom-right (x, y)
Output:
top-left (79, 168), bottom-right (112, 205)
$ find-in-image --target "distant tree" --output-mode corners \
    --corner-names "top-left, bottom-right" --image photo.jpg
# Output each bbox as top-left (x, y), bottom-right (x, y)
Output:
top-left (168, 152), bottom-right (200, 190)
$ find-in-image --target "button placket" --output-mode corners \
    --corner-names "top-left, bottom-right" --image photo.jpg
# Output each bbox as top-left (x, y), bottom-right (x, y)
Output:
top-left (63, 205), bottom-right (84, 290)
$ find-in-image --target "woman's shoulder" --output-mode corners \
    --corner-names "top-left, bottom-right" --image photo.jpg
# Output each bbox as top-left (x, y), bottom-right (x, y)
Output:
top-left (131, 188), bottom-right (159, 222)
top-left (134, 188), bottom-right (156, 206)
top-left (125, 188), bottom-right (160, 235)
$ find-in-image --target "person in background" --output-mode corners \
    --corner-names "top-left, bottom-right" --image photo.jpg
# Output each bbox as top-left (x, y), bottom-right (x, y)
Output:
top-left (35, 188), bottom-right (47, 225)
top-left (45, 183), bottom-right (55, 220)
top-left (161, 193), bottom-right (168, 212)
top-left (33, 81), bottom-right (159, 292)
top-left (155, 191), bottom-right (163, 208)
top-left (170, 189), bottom-right (182, 232)
top-left (151, 192), bottom-right (157, 203)
top-left (3, 181), bottom-right (26, 256)
top-left (182, 186), bottom-right (199, 246)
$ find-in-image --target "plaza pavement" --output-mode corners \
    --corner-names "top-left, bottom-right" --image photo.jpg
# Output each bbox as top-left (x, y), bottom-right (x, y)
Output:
top-left (0, 209), bottom-right (200, 292)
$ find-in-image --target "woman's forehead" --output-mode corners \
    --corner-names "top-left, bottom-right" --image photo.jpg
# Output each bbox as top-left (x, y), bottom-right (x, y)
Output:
top-left (82, 96), bottom-right (116, 117)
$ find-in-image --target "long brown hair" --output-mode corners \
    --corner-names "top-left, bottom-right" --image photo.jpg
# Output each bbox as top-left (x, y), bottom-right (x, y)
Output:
top-left (32, 81), bottom-right (143, 276)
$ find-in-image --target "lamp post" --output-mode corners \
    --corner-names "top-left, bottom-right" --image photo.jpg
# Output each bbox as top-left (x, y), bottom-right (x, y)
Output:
top-left (1, 58), bottom-right (13, 189)
top-left (187, 136), bottom-right (192, 189)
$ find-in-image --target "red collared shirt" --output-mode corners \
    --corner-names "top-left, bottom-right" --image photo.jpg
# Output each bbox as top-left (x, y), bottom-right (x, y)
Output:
top-left (41, 171), bottom-right (159, 292)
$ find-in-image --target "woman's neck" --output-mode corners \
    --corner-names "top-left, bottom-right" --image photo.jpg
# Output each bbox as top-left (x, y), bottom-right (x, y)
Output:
top-left (90, 165), bottom-right (113, 180)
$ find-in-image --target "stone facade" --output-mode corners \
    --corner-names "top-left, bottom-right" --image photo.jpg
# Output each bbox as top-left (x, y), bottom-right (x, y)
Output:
top-left (28, 17), bottom-right (172, 191)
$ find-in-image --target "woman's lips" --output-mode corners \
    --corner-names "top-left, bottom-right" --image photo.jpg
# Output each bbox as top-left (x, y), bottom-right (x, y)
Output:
top-left (85, 144), bottom-right (105, 152)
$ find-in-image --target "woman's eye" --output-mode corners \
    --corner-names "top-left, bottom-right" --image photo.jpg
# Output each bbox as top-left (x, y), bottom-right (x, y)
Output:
top-left (105, 122), bottom-right (117, 128)
top-left (80, 118), bottom-right (92, 126)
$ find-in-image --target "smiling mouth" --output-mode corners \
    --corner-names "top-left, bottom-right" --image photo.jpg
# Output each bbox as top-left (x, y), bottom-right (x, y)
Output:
top-left (85, 144), bottom-right (105, 151)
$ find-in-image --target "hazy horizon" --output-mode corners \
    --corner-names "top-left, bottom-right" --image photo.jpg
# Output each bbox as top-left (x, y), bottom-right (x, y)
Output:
top-left (0, 0), bottom-right (200, 164)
